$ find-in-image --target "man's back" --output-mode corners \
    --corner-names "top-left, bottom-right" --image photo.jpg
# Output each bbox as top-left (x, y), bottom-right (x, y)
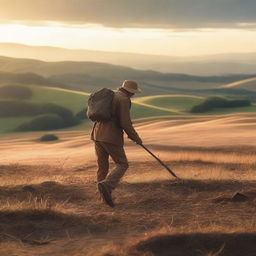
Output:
top-left (91, 89), bottom-right (141, 146)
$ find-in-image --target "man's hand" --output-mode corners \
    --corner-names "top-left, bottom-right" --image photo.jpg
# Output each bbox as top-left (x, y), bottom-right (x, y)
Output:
top-left (135, 137), bottom-right (143, 145)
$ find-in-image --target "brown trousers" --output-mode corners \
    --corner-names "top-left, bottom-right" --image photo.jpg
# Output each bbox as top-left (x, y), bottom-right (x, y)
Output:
top-left (94, 141), bottom-right (129, 189)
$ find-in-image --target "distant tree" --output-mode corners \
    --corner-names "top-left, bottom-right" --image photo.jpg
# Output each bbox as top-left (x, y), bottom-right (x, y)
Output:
top-left (0, 100), bottom-right (40, 117)
top-left (190, 96), bottom-right (251, 113)
top-left (0, 101), bottom-right (79, 126)
top-left (40, 103), bottom-right (79, 126)
top-left (0, 100), bottom-right (81, 131)
top-left (16, 114), bottom-right (65, 131)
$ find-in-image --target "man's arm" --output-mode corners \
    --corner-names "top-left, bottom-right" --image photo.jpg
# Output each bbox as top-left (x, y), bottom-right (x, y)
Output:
top-left (119, 98), bottom-right (142, 144)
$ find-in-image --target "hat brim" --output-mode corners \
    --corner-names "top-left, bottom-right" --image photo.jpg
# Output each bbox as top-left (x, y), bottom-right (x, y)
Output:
top-left (123, 87), bottom-right (142, 94)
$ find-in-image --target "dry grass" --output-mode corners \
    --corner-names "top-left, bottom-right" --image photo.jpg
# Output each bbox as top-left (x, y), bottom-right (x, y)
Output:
top-left (1, 146), bottom-right (256, 255)
top-left (2, 114), bottom-right (256, 255)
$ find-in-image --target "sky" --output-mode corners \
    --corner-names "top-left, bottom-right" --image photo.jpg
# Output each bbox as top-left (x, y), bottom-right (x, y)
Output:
top-left (0, 0), bottom-right (256, 56)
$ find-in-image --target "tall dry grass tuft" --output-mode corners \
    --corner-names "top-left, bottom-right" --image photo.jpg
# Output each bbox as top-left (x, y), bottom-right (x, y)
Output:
top-left (164, 150), bottom-right (256, 165)
top-left (0, 194), bottom-right (69, 212)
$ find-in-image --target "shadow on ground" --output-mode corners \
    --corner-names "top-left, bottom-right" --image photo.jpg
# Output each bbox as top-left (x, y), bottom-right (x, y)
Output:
top-left (121, 179), bottom-right (256, 193)
top-left (0, 181), bottom-right (91, 203)
top-left (106, 233), bottom-right (256, 256)
top-left (0, 209), bottom-right (121, 243)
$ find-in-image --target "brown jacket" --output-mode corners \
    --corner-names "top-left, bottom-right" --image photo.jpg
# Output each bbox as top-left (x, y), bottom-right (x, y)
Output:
top-left (91, 89), bottom-right (141, 146)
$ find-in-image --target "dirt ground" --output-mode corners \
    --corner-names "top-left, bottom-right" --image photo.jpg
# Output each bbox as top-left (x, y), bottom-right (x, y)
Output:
top-left (1, 113), bottom-right (256, 256)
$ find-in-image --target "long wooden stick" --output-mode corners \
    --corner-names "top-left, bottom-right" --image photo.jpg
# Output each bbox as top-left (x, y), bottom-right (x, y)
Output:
top-left (140, 144), bottom-right (179, 178)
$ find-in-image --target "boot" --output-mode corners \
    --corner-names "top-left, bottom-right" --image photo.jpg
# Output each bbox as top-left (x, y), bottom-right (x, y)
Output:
top-left (97, 181), bottom-right (115, 208)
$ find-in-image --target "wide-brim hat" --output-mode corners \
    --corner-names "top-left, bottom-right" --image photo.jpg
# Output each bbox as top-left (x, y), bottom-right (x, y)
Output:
top-left (121, 80), bottom-right (142, 94)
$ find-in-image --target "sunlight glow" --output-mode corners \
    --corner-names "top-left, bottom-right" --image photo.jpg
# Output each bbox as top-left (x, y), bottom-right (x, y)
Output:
top-left (0, 23), bottom-right (256, 56)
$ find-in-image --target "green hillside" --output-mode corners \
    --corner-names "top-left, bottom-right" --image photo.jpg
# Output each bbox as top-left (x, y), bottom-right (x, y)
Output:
top-left (1, 83), bottom-right (256, 134)
top-left (221, 77), bottom-right (256, 91)
top-left (134, 94), bottom-right (256, 116)
top-left (26, 86), bottom-right (89, 113)
top-left (0, 84), bottom-right (88, 133)
top-left (0, 85), bottom-right (174, 133)
top-left (134, 95), bottom-right (204, 112)
top-left (26, 85), bottom-right (174, 118)
top-left (131, 103), bottom-right (176, 119)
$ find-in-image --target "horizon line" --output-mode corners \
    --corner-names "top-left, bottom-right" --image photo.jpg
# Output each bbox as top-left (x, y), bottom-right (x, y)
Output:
top-left (1, 41), bottom-right (256, 59)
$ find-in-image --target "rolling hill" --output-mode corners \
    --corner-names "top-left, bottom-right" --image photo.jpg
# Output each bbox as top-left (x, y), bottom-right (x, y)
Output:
top-left (1, 56), bottom-right (256, 97)
top-left (1, 43), bottom-right (256, 75)
top-left (1, 55), bottom-right (256, 134)
top-left (0, 84), bottom-right (174, 133)
top-left (221, 77), bottom-right (256, 91)
top-left (0, 70), bottom-right (65, 87)
top-left (134, 95), bottom-right (204, 113)
top-left (0, 85), bottom-right (89, 133)
top-left (0, 56), bottom-right (254, 83)
top-left (1, 82), bottom-right (256, 134)
top-left (2, 110), bottom-right (256, 255)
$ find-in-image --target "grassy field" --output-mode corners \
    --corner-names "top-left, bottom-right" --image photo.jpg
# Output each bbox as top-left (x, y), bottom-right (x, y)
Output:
top-left (0, 85), bottom-right (177, 133)
top-left (1, 146), bottom-right (256, 255)
top-left (1, 84), bottom-right (256, 133)
top-left (134, 95), bottom-right (204, 112)
top-left (0, 116), bottom-right (33, 133)
top-left (26, 85), bottom-right (90, 113)
top-left (134, 94), bottom-right (256, 116)
top-left (0, 85), bottom-right (90, 133)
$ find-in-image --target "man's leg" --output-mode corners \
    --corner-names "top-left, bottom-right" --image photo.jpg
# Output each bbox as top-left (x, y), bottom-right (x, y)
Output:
top-left (100, 142), bottom-right (129, 190)
top-left (94, 141), bottom-right (109, 182)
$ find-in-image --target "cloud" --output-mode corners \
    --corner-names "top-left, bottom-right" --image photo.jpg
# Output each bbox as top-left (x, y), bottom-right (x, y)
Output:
top-left (0, 0), bottom-right (255, 29)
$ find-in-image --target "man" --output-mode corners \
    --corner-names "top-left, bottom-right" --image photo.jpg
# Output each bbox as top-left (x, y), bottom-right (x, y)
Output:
top-left (91, 80), bottom-right (143, 207)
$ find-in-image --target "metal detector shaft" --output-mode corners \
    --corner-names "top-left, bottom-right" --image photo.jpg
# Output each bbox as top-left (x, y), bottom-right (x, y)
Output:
top-left (140, 144), bottom-right (178, 178)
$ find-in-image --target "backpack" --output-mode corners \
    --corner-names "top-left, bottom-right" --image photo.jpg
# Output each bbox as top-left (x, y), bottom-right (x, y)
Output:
top-left (87, 88), bottom-right (115, 122)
